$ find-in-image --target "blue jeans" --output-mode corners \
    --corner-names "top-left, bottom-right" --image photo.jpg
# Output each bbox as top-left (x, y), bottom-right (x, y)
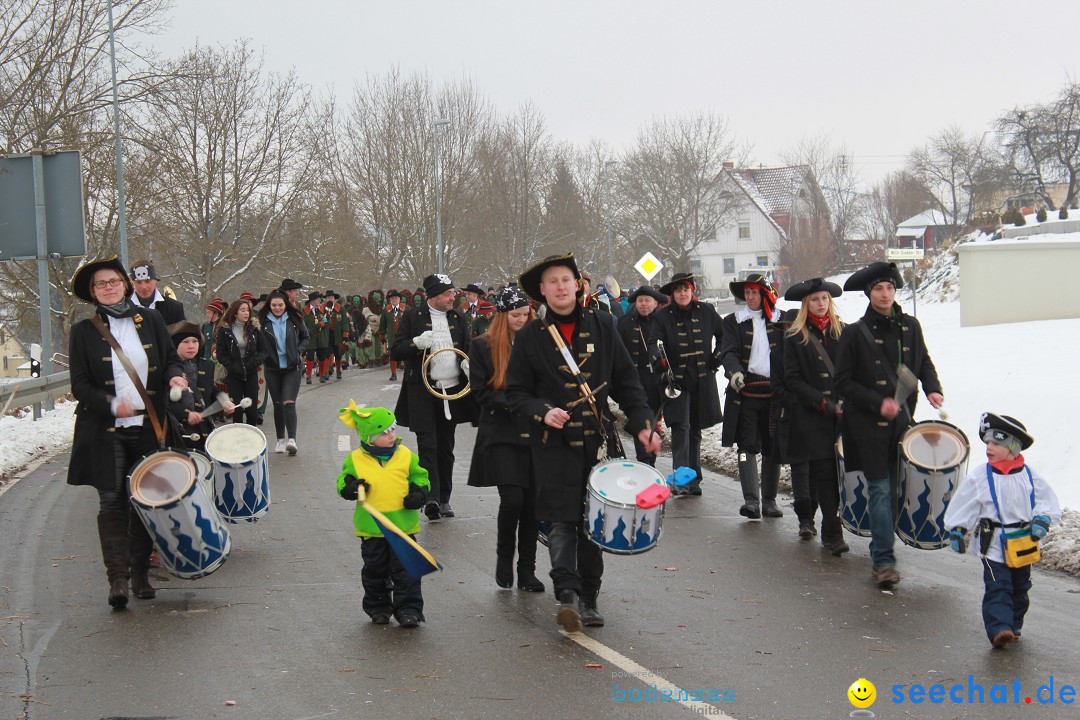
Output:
top-left (866, 470), bottom-right (897, 570)
top-left (982, 559), bottom-right (1031, 642)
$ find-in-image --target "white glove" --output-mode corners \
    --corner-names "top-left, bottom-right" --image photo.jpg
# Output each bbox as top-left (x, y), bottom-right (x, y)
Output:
top-left (729, 371), bottom-right (745, 393)
top-left (413, 330), bottom-right (435, 350)
top-left (461, 358), bottom-right (470, 377)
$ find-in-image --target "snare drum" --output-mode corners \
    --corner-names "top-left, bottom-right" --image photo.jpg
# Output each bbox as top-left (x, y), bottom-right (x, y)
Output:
top-left (896, 420), bottom-right (969, 549)
top-left (584, 460), bottom-right (666, 554)
top-left (128, 450), bottom-right (232, 579)
top-left (205, 424), bottom-right (270, 523)
top-left (836, 437), bottom-right (872, 537)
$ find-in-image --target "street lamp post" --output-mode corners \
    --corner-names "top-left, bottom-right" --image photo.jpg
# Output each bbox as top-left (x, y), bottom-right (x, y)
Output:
top-left (432, 118), bottom-right (450, 274)
top-left (107, 0), bottom-right (128, 267)
top-left (604, 160), bottom-right (616, 279)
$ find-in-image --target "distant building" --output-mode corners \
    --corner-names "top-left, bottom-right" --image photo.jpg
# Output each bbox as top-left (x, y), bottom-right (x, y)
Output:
top-left (0, 324), bottom-right (30, 378)
top-left (694, 164), bottom-right (830, 295)
top-left (895, 209), bottom-right (957, 248)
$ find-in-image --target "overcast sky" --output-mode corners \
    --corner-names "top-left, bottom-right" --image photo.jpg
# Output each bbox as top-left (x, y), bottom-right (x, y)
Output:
top-left (145, 0), bottom-right (1078, 185)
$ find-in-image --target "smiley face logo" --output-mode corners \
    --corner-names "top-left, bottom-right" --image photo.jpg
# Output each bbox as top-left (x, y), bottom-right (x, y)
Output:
top-left (848, 678), bottom-right (876, 709)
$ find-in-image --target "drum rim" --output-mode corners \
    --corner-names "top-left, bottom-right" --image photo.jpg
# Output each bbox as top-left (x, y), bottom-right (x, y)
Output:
top-left (128, 450), bottom-right (197, 507)
top-left (587, 459), bottom-right (665, 506)
top-left (204, 422), bottom-right (268, 465)
top-left (900, 420), bottom-right (970, 471)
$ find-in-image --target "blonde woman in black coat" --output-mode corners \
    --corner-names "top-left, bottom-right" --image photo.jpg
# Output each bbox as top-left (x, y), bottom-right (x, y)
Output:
top-left (67, 258), bottom-right (187, 609)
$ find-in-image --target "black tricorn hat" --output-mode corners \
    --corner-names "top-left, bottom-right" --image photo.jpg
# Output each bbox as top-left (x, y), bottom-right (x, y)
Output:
top-left (784, 277), bottom-right (842, 302)
top-left (979, 412), bottom-right (1034, 451)
top-left (843, 261), bottom-right (904, 295)
top-left (518, 253), bottom-right (581, 303)
top-left (71, 257), bottom-right (131, 304)
top-left (629, 285), bottom-right (667, 303)
top-left (279, 278), bottom-right (304, 291)
top-left (463, 283), bottom-right (484, 295)
top-left (307, 290), bottom-right (324, 302)
top-left (728, 272), bottom-right (771, 301)
top-left (387, 289), bottom-right (402, 299)
top-left (168, 320), bottom-right (203, 347)
top-left (659, 272), bottom-right (697, 297)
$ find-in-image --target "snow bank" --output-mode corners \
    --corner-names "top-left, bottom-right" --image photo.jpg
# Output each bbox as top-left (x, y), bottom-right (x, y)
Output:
top-left (0, 399), bottom-right (76, 486)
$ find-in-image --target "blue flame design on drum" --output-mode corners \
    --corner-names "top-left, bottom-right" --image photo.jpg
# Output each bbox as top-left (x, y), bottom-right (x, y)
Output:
top-left (141, 497), bottom-right (231, 579)
top-left (584, 460), bottom-right (665, 555)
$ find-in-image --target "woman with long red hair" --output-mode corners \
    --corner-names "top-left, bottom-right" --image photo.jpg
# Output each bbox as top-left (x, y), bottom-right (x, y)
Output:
top-left (466, 286), bottom-right (544, 591)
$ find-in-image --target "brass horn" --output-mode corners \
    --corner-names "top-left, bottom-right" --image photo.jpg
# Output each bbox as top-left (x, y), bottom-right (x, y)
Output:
top-left (421, 346), bottom-right (471, 401)
top-left (656, 339), bottom-right (682, 399)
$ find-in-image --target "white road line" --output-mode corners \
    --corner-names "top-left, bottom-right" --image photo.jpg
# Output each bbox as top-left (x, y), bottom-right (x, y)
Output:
top-left (337, 435), bottom-right (351, 453)
top-left (561, 630), bottom-right (736, 718)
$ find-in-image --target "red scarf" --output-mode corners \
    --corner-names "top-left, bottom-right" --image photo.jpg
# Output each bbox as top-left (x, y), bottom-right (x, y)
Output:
top-left (990, 454), bottom-right (1026, 475)
top-left (810, 314), bottom-right (830, 333)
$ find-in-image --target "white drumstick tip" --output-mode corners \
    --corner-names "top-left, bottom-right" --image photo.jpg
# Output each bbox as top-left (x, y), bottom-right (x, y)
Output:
top-left (169, 386), bottom-right (182, 402)
top-left (239, 397), bottom-right (253, 408)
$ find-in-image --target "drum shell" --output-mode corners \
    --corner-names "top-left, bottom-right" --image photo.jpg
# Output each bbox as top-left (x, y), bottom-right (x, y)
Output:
top-left (128, 450), bottom-right (232, 579)
top-left (836, 437), bottom-right (872, 537)
top-left (205, 424), bottom-right (271, 523)
top-left (583, 460), bottom-right (666, 555)
top-left (190, 451), bottom-right (213, 497)
top-left (896, 420), bottom-right (969, 550)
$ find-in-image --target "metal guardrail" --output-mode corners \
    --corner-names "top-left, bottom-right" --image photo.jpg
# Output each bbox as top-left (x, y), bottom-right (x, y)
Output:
top-left (0, 371), bottom-right (71, 417)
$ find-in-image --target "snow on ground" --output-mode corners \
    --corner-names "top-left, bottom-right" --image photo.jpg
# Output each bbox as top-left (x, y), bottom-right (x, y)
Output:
top-left (0, 398), bottom-right (76, 492)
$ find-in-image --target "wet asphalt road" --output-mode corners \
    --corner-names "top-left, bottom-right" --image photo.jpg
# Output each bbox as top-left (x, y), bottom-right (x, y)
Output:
top-left (1, 364), bottom-right (1078, 720)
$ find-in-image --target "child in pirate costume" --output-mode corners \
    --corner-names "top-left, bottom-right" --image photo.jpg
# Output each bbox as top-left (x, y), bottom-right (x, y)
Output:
top-left (166, 321), bottom-right (233, 450)
top-left (943, 413), bottom-right (1061, 649)
top-left (336, 403), bottom-right (431, 628)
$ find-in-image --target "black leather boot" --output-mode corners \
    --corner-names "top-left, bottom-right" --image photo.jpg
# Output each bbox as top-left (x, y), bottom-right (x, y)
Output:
top-left (97, 511), bottom-right (130, 609)
top-left (128, 512), bottom-right (157, 599)
top-left (580, 594), bottom-right (605, 627)
top-left (761, 457), bottom-right (783, 518)
top-left (556, 589), bottom-right (582, 633)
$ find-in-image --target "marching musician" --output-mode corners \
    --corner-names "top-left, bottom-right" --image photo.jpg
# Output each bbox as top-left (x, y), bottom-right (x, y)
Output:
top-left (507, 254), bottom-right (659, 632)
top-left (615, 285), bottom-right (667, 466)
top-left (302, 291), bottom-right (331, 384)
top-left (378, 290), bottom-right (405, 380)
top-left (460, 283), bottom-right (491, 338)
top-left (392, 274), bottom-right (477, 521)
top-left (167, 320), bottom-right (231, 451)
top-left (324, 291), bottom-right (350, 380)
top-left (279, 277), bottom-right (304, 308)
top-left (128, 258), bottom-right (186, 325)
top-left (779, 278), bottom-right (849, 556)
top-left (466, 286), bottom-right (545, 592)
top-left (67, 257), bottom-right (188, 608)
top-left (650, 273), bottom-right (725, 494)
top-left (720, 272), bottom-right (785, 519)
top-left (834, 261), bottom-right (943, 589)
top-left (201, 298), bottom-right (227, 360)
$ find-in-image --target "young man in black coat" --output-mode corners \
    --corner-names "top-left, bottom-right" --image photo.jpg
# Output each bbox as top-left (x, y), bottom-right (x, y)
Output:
top-left (650, 273), bottom-right (725, 494)
top-left (834, 262), bottom-right (944, 589)
top-left (720, 272), bottom-right (785, 519)
top-left (615, 285), bottom-right (667, 466)
top-left (128, 258), bottom-right (186, 325)
top-left (507, 254), bottom-right (660, 632)
top-left (391, 273), bottom-right (477, 521)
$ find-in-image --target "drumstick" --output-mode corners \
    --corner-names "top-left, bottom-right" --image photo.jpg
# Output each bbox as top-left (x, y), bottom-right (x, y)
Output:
top-left (201, 396), bottom-right (252, 416)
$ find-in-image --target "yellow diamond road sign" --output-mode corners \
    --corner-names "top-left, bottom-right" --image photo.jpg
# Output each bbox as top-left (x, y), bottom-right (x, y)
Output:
top-left (634, 252), bottom-right (664, 282)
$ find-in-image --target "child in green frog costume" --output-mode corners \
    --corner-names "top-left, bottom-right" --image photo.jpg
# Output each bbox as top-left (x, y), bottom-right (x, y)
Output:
top-left (337, 402), bottom-right (430, 627)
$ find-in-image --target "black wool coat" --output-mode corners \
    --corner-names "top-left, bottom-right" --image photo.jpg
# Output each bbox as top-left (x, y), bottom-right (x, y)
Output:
top-left (215, 324), bottom-right (268, 380)
top-left (131, 295), bottom-right (186, 326)
top-left (834, 303), bottom-right (943, 479)
top-left (615, 311), bottom-right (663, 414)
top-left (167, 357), bottom-right (218, 442)
top-left (506, 306), bottom-right (654, 522)
top-left (650, 301), bottom-right (725, 429)
top-left (466, 335), bottom-right (532, 488)
top-left (67, 308), bottom-right (184, 490)
top-left (779, 324), bottom-right (843, 462)
top-left (719, 311), bottom-right (783, 448)
top-left (391, 304), bottom-right (478, 431)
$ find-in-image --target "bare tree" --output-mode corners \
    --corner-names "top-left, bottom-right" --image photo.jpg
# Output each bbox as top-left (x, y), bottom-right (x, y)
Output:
top-left (618, 114), bottom-right (748, 271)
top-left (127, 41), bottom-right (321, 305)
top-left (863, 171), bottom-right (935, 246)
top-left (996, 80), bottom-right (1080, 210)
top-left (907, 124), bottom-right (998, 230)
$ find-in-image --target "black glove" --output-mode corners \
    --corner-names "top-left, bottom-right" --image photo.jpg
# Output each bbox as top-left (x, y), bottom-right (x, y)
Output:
top-left (403, 482), bottom-right (428, 510)
top-left (340, 474), bottom-right (369, 501)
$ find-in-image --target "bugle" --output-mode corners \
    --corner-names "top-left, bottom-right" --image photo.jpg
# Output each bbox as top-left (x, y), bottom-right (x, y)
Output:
top-left (656, 339), bottom-right (682, 399)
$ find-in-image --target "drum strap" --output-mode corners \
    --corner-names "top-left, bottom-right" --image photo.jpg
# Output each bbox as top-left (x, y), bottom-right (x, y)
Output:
top-left (91, 315), bottom-right (167, 448)
top-left (856, 322), bottom-right (910, 420)
top-left (986, 464), bottom-right (1036, 561)
top-left (807, 335), bottom-right (835, 376)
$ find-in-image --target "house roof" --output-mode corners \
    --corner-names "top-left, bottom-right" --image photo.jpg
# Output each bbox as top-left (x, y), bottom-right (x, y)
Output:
top-left (739, 166), bottom-right (810, 216)
top-left (724, 170), bottom-right (788, 239)
top-left (897, 209), bottom-right (952, 228)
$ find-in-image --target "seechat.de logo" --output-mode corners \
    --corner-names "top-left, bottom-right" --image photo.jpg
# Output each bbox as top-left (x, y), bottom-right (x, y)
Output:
top-left (848, 678), bottom-right (876, 717)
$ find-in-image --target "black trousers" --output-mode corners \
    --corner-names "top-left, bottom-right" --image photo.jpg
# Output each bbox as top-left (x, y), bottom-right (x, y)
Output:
top-left (99, 424), bottom-right (157, 569)
top-left (736, 395), bottom-right (772, 454)
top-left (414, 412), bottom-right (457, 505)
top-left (264, 366), bottom-right (301, 439)
top-left (227, 373), bottom-right (259, 425)
top-left (360, 536), bottom-right (424, 620)
top-left (666, 387), bottom-right (703, 485)
top-left (547, 521), bottom-right (603, 599)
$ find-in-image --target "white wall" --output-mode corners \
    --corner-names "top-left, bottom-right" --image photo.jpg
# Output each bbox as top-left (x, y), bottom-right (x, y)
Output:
top-left (695, 212), bottom-right (781, 294)
top-left (957, 238), bottom-right (1080, 326)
